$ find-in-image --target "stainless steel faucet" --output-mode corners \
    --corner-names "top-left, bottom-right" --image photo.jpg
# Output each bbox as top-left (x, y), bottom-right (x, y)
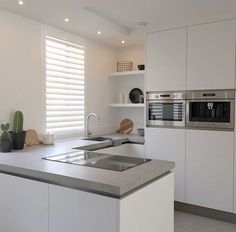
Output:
top-left (85, 113), bottom-right (100, 137)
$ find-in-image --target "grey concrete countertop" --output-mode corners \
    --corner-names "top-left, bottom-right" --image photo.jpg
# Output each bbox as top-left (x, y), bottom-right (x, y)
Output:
top-left (0, 133), bottom-right (174, 198)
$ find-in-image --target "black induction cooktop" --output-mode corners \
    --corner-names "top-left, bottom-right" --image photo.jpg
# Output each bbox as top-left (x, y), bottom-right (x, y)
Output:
top-left (43, 150), bottom-right (150, 172)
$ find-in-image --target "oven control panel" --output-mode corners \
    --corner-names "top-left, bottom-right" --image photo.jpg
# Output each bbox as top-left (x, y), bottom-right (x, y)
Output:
top-left (147, 92), bottom-right (186, 100)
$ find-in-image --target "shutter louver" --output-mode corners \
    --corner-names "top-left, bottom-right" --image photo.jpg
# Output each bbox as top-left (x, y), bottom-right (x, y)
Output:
top-left (45, 36), bottom-right (85, 135)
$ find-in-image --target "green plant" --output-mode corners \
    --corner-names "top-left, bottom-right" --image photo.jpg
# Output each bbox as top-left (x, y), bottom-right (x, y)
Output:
top-left (13, 111), bottom-right (24, 133)
top-left (1, 123), bottom-right (10, 141)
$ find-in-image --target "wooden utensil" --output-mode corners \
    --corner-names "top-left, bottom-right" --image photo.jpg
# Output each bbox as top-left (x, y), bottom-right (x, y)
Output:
top-left (117, 119), bottom-right (133, 134)
top-left (25, 129), bottom-right (40, 146)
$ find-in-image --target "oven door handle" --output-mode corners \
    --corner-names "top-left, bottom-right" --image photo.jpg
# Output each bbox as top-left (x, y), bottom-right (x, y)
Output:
top-left (147, 100), bottom-right (186, 104)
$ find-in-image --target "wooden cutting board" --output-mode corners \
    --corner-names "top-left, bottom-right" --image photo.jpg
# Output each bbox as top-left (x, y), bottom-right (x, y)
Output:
top-left (117, 119), bottom-right (133, 134)
top-left (25, 129), bottom-right (41, 146)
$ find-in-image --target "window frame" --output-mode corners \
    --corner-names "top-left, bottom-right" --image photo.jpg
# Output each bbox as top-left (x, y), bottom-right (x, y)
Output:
top-left (42, 25), bottom-right (87, 140)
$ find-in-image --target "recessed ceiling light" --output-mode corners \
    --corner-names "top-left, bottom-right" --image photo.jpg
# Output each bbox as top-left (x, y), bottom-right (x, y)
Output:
top-left (18, 0), bottom-right (24, 5)
top-left (64, 18), bottom-right (70, 22)
top-left (121, 40), bottom-right (125, 44)
top-left (97, 31), bottom-right (101, 35)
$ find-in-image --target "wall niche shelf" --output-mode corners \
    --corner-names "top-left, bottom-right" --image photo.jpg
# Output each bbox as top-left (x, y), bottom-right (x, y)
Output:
top-left (109, 103), bottom-right (145, 108)
top-left (108, 69), bottom-right (145, 131)
top-left (109, 70), bottom-right (145, 78)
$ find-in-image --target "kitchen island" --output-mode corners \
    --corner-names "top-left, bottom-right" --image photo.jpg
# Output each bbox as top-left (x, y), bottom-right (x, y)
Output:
top-left (0, 136), bottom-right (174, 232)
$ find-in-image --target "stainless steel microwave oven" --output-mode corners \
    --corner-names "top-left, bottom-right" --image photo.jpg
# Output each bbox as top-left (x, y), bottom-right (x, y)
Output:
top-left (186, 90), bottom-right (235, 130)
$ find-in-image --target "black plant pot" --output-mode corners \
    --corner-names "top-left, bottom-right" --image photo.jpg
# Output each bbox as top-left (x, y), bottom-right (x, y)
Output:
top-left (10, 131), bottom-right (26, 150)
top-left (0, 140), bottom-right (11, 153)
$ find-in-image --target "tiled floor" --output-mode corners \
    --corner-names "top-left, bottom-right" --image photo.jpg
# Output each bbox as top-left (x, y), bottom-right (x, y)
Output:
top-left (175, 211), bottom-right (236, 232)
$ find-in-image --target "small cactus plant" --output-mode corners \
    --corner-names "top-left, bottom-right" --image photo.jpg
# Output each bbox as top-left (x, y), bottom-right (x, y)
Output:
top-left (1, 123), bottom-right (10, 141)
top-left (13, 111), bottom-right (24, 133)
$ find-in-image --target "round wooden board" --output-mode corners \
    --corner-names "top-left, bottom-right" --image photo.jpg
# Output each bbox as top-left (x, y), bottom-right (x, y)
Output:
top-left (117, 119), bottom-right (133, 134)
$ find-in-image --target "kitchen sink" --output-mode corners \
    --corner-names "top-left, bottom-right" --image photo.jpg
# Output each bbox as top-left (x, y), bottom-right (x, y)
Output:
top-left (43, 150), bottom-right (150, 172)
top-left (82, 137), bottom-right (112, 142)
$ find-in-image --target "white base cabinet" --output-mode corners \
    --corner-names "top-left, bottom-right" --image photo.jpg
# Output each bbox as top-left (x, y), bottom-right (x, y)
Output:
top-left (0, 173), bottom-right (49, 232)
top-left (0, 172), bottom-right (174, 232)
top-left (49, 185), bottom-right (118, 232)
top-left (119, 172), bottom-right (174, 232)
top-left (50, 173), bottom-right (174, 232)
top-left (235, 148), bottom-right (236, 213)
top-left (145, 128), bottom-right (186, 202)
top-left (186, 130), bottom-right (234, 212)
top-left (235, 145), bottom-right (236, 213)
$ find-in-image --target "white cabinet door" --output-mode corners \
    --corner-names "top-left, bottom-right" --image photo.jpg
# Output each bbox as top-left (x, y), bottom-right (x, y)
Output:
top-left (235, 138), bottom-right (236, 213)
top-left (146, 28), bottom-right (187, 91)
top-left (187, 20), bottom-right (236, 90)
top-left (0, 173), bottom-right (48, 232)
top-left (234, 102), bottom-right (236, 213)
top-left (186, 130), bottom-right (234, 212)
top-left (119, 172), bottom-right (174, 232)
top-left (145, 128), bottom-right (186, 202)
top-left (49, 185), bottom-right (118, 232)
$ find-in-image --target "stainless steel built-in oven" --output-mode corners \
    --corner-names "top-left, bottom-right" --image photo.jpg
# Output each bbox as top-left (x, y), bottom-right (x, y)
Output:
top-left (146, 92), bottom-right (186, 127)
top-left (186, 90), bottom-right (235, 130)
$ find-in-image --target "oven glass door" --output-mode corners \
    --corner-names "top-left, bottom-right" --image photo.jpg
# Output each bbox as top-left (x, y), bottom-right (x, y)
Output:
top-left (147, 101), bottom-right (185, 127)
top-left (186, 100), bottom-right (234, 129)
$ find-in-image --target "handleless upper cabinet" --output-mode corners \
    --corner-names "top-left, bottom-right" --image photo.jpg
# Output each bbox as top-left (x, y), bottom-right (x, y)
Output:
top-left (187, 20), bottom-right (236, 90)
top-left (146, 28), bottom-right (187, 91)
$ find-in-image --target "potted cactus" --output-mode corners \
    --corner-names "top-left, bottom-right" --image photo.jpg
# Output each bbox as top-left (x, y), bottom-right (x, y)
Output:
top-left (0, 123), bottom-right (11, 153)
top-left (11, 111), bottom-right (26, 150)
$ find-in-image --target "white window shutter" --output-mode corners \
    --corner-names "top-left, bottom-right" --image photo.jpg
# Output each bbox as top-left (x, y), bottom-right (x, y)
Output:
top-left (45, 36), bottom-right (85, 136)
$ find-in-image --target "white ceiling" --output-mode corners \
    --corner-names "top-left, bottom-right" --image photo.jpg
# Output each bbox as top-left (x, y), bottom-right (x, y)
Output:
top-left (0, 0), bottom-right (236, 47)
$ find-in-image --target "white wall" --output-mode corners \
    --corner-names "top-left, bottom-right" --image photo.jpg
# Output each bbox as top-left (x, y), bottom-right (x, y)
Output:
top-left (86, 39), bottom-right (117, 135)
top-left (0, 9), bottom-right (145, 137)
top-left (117, 45), bottom-right (145, 71)
top-left (0, 9), bottom-right (117, 136)
top-left (114, 45), bottom-right (145, 133)
top-left (0, 10), bottom-right (44, 132)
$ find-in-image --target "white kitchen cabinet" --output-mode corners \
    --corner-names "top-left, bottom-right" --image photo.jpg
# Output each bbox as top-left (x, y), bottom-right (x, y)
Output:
top-left (49, 185), bottom-right (118, 232)
top-left (234, 101), bottom-right (236, 214)
top-left (186, 130), bottom-right (234, 212)
top-left (120, 172), bottom-right (174, 232)
top-left (145, 127), bottom-right (186, 202)
top-left (235, 139), bottom-right (236, 213)
top-left (187, 20), bottom-right (236, 90)
top-left (49, 173), bottom-right (174, 232)
top-left (146, 28), bottom-right (187, 91)
top-left (0, 173), bottom-right (49, 232)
